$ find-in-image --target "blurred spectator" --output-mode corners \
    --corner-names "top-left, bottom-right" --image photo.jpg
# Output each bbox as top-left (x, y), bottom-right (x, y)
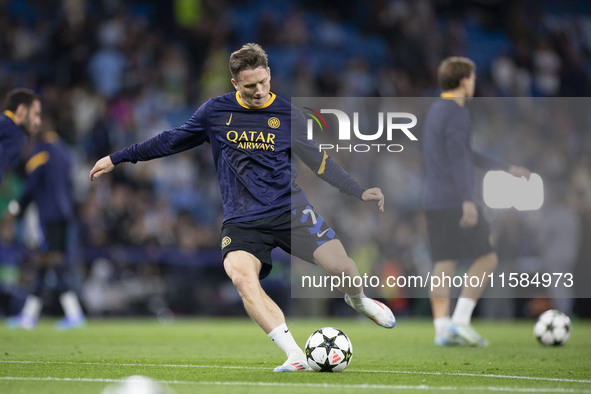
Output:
top-left (6, 119), bottom-right (85, 330)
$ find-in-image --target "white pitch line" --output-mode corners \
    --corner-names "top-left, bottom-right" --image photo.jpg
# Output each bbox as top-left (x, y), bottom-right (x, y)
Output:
top-left (1, 360), bottom-right (590, 384)
top-left (0, 360), bottom-right (266, 370)
top-left (0, 376), bottom-right (590, 393)
top-left (353, 369), bottom-right (591, 384)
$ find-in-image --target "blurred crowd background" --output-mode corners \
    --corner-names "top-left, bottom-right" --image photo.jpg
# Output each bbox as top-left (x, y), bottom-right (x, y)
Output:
top-left (0, 0), bottom-right (590, 320)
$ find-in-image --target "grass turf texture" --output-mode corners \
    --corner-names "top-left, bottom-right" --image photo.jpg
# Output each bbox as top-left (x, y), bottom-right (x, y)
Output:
top-left (1, 317), bottom-right (590, 393)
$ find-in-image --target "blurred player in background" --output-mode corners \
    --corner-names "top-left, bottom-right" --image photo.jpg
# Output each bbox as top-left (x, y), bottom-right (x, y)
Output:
top-left (0, 88), bottom-right (40, 181)
top-left (0, 88), bottom-right (40, 321)
top-left (90, 43), bottom-right (395, 371)
top-left (6, 115), bottom-right (85, 330)
top-left (422, 57), bottom-right (530, 346)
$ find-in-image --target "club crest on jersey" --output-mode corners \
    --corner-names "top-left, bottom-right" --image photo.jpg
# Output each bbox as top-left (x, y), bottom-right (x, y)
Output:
top-left (226, 130), bottom-right (276, 151)
top-left (268, 117), bottom-right (280, 129)
top-left (221, 236), bottom-right (232, 249)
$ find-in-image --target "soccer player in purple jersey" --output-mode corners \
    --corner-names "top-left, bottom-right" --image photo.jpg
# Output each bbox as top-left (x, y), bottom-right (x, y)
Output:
top-left (422, 57), bottom-right (530, 346)
top-left (90, 43), bottom-right (395, 371)
top-left (6, 116), bottom-right (86, 331)
top-left (0, 88), bottom-right (40, 326)
top-left (0, 88), bottom-right (41, 181)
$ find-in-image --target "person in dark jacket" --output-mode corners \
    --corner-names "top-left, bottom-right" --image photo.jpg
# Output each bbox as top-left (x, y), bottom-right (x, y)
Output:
top-left (422, 57), bottom-right (530, 346)
top-left (6, 116), bottom-right (85, 330)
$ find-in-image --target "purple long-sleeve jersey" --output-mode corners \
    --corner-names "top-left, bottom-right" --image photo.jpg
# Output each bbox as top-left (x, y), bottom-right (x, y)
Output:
top-left (110, 92), bottom-right (365, 223)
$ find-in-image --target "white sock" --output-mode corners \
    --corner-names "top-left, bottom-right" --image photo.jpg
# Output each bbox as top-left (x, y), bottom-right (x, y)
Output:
top-left (345, 289), bottom-right (366, 307)
top-left (60, 291), bottom-right (84, 320)
top-left (452, 298), bottom-right (476, 325)
top-left (21, 295), bottom-right (42, 321)
top-left (434, 316), bottom-right (451, 337)
top-left (268, 323), bottom-right (303, 358)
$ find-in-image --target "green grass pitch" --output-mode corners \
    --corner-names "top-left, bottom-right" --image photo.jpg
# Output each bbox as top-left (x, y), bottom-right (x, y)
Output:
top-left (1, 317), bottom-right (590, 393)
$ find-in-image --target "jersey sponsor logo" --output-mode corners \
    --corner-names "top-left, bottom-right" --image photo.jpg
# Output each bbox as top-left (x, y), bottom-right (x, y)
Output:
top-left (226, 113), bottom-right (233, 125)
top-left (226, 130), bottom-right (276, 151)
top-left (221, 236), bottom-right (232, 249)
top-left (268, 117), bottom-right (280, 129)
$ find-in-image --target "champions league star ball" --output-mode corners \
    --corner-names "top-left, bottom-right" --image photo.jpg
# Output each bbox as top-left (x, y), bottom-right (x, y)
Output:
top-left (534, 310), bottom-right (571, 346)
top-left (305, 327), bottom-right (353, 372)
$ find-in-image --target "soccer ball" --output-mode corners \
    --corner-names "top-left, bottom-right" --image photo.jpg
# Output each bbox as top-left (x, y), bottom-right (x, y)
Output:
top-left (305, 327), bottom-right (353, 372)
top-left (533, 310), bottom-right (571, 346)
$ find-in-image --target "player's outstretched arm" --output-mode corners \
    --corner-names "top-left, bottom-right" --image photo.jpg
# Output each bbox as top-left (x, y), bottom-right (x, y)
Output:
top-left (361, 187), bottom-right (385, 212)
top-left (89, 155), bottom-right (115, 182)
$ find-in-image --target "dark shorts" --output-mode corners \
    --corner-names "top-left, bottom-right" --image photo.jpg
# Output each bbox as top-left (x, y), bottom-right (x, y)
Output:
top-left (425, 207), bottom-right (494, 262)
top-left (43, 220), bottom-right (68, 253)
top-left (220, 205), bottom-right (337, 279)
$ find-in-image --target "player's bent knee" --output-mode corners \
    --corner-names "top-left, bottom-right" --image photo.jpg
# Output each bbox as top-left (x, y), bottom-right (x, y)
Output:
top-left (229, 275), bottom-right (252, 295)
top-left (478, 252), bottom-right (498, 271)
top-left (487, 253), bottom-right (498, 270)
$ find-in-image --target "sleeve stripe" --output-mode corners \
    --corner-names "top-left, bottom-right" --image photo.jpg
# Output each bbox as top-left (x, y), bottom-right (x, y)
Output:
top-left (318, 152), bottom-right (328, 175)
top-left (25, 151), bottom-right (49, 174)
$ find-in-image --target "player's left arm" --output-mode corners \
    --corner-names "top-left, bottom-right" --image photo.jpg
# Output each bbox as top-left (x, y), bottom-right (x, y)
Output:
top-left (8, 149), bottom-right (47, 217)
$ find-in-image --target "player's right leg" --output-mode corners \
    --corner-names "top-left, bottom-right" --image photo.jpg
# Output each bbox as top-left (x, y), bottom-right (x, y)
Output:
top-left (7, 266), bottom-right (46, 330)
top-left (313, 240), bottom-right (396, 329)
top-left (6, 294), bottom-right (41, 329)
top-left (47, 251), bottom-right (86, 330)
top-left (449, 252), bottom-right (497, 347)
top-left (223, 250), bottom-right (310, 372)
top-left (425, 208), bottom-right (493, 346)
